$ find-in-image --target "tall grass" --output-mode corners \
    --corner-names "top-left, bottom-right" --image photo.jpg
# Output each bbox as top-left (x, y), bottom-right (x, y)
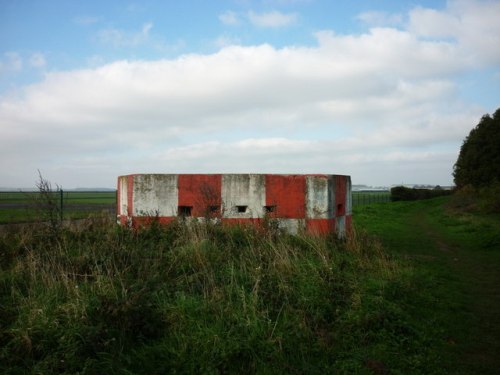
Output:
top-left (0, 216), bottom-right (449, 374)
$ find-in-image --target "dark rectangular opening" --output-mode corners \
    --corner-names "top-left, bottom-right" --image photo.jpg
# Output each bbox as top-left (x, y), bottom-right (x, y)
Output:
top-left (178, 206), bottom-right (192, 217)
top-left (208, 205), bottom-right (219, 214)
top-left (236, 205), bottom-right (247, 213)
top-left (337, 203), bottom-right (343, 213)
top-left (264, 205), bottom-right (276, 214)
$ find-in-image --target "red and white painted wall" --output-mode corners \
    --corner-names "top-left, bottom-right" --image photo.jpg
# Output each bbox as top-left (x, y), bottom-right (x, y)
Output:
top-left (117, 174), bottom-right (352, 237)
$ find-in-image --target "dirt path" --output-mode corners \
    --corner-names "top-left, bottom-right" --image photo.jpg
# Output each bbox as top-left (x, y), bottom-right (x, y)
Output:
top-left (413, 206), bottom-right (500, 374)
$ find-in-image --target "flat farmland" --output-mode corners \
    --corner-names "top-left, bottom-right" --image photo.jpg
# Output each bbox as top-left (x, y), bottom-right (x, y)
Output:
top-left (0, 191), bottom-right (116, 223)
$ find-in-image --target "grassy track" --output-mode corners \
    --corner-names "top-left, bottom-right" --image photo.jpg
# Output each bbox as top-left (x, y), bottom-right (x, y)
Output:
top-left (354, 197), bottom-right (500, 374)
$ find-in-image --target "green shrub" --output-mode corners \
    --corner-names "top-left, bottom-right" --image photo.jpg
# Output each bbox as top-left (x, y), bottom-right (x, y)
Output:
top-left (391, 186), bottom-right (452, 201)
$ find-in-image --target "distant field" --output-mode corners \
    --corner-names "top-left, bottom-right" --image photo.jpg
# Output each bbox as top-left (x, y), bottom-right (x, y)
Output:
top-left (0, 190), bottom-right (390, 224)
top-left (0, 191), bottom-right (116, 224)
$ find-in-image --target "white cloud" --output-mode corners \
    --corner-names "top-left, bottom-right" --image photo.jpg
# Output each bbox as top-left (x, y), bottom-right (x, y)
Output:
top-left (220, 10), bottom-right (298, 29)
top-left (219, 10), bottom-right (240, 25)
top-left (408, 0), bottom-right (500, 65)
top-left (248, 10), bottom-right (298, 28)
top-left (87, 54), bottom-right (106, 67)
top-left (1, 0), bottom-right (498, 187)
top-left (96, 22), bottom-right (180, 53)
top-left (98, 22), bottom-right (154, 47)
top-left (409, 7), bottom-right (461, 38)
top-left (0, 52), bottom-right (23, 75)
top-left (213, 35), bottom-right (242, 48)
top-left (357, 11), bottom-right (403, 27)
top-left (29, 53), bottom-right (46, 68)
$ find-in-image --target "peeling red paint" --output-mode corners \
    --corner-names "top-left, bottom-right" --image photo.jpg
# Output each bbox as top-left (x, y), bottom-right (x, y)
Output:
top-left (116, 178), bottom-right (121, 216)
top-left (178, 174), bottom-right (222, 217)
top-left (132, 216), bottom-right (175, 228)
top-left (335, 175), bottom-right (347, 217)
top-left (223, 218), bottom-right (263, 226)
top-left (306, 219), bottom-right (335, 235)
top-left (265, 175), bottom-right (306, 218)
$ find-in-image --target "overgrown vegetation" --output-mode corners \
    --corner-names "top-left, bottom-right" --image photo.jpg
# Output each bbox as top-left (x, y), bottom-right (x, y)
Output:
top-left (446, 182), bottom-right (500, 214)
top-left (0, 213), bottom-right (456, 374)
top-left (33, 171), bottom-right (63, 234)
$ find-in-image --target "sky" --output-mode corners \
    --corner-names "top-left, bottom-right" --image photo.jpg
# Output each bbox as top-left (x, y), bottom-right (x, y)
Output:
top-left (1, 0), bottom-right (499, 189)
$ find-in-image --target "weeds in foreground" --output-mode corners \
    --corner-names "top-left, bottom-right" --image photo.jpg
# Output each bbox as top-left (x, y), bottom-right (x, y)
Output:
top-left (0, 218), bottom-right (450, 374)
top-left (32, 171), bottom-right (63, 235)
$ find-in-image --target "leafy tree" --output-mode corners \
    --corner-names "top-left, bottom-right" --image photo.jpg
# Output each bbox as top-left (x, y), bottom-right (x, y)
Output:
top-left (453, 108), bottom-right (500, 188)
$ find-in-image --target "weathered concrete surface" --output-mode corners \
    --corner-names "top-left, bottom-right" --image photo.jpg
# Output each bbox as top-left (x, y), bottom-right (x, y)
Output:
top-left (306, 175), bottom-right (332, 219)
top-left (222, 174), bottom-right (266, 219)
top-left (117, 173), bottom-right (352, 237)
top-left (274, 218), bottom-right (304, 235)
top-left (133, 174), bottom-right (178, 216)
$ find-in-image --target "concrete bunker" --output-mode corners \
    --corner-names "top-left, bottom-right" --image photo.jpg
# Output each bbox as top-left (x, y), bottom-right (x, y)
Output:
top-left (117, 174), bottom-right (352, 237)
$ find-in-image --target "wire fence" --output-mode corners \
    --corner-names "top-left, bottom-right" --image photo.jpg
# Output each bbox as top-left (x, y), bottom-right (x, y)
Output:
top-left (352, 191), bottom-right (391, 206)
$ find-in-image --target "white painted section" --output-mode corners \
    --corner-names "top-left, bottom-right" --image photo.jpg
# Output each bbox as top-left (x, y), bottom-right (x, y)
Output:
top-left (276, 218), bottom-right (304, 234)
top-left (118, 176), bottom-right (128, 216)
top-left (306, 176), bottom-right (332, 219)
top-left (222, 174), bottom-right (265, 218)
top-left (336, 216), bottom-right (346, 239)
top-left (133, 174), bottom-right (178, 216)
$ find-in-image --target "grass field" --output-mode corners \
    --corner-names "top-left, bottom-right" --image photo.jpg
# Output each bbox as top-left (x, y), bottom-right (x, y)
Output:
top-left (0, 191), bottom-right (116, 224)
top-left (355, 197), bottom-right (500, 374)
top-left (0, 196), bottom-right (498, 374)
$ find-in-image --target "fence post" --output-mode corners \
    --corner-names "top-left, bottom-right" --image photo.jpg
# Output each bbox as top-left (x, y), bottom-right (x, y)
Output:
top-left (60, 189), bottom-right (63, 222)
